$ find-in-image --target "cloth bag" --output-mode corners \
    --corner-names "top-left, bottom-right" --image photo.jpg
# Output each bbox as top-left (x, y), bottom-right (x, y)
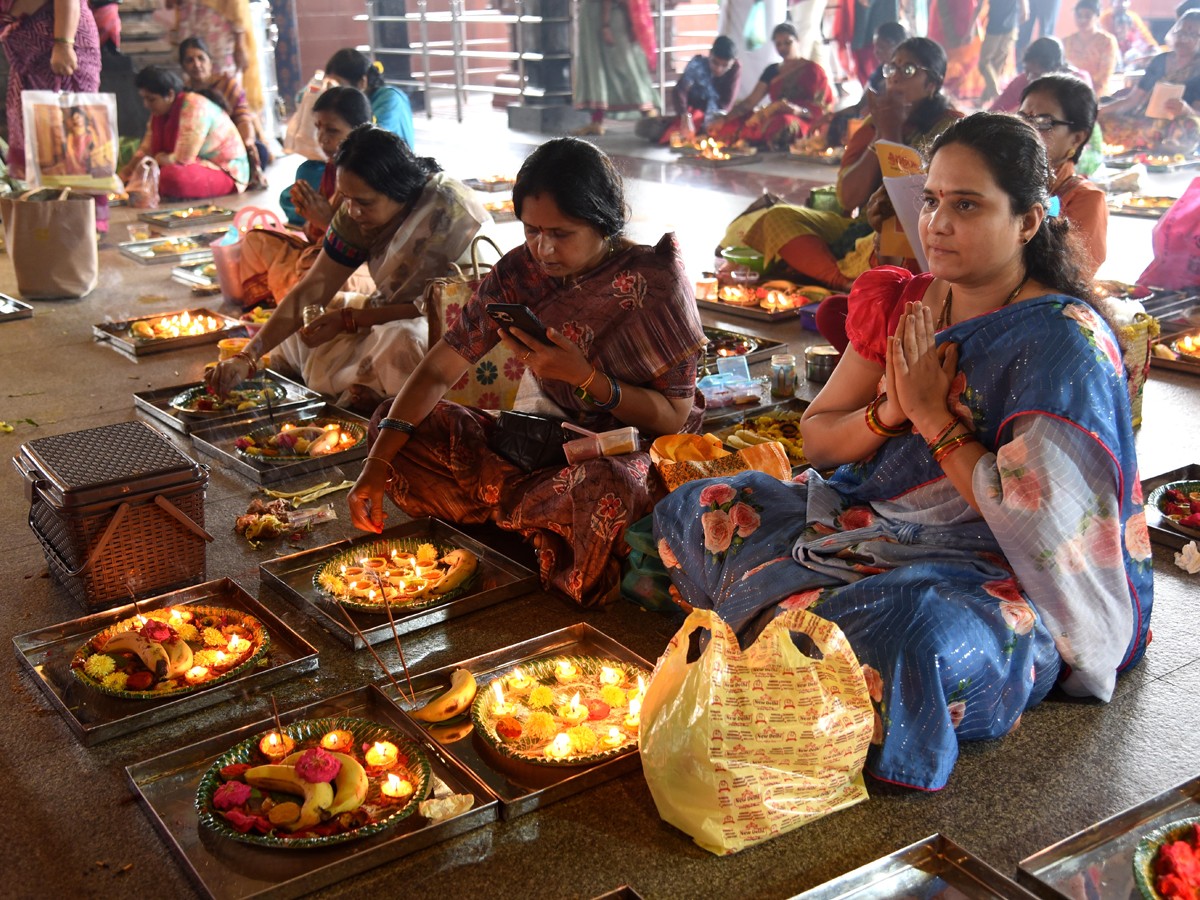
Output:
top-left (125, 157), bottom-right (159, 209)
top-left (0, 189), bottom-right (98, 299)
top-left (640, 607), bottom-right (873, 855)
top-left (1138, 177), bottom-right (1200, 291)
top-left (650, 433), bottom-right (791, 492)
top-left (488, 410), bottom-right (568, 473)
top-left (283, 73), bottom-right (327, 162)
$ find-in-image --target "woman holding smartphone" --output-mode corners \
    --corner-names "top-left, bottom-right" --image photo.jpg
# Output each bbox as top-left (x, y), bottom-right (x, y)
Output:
top-left (349, 137), bottom-right (707, 607)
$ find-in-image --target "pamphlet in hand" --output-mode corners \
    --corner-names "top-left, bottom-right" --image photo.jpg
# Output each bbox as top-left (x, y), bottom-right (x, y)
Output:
top-left (875, 139), bottom-right (929, 272)
top-left (1145, 81), bottom-right (1186, 120)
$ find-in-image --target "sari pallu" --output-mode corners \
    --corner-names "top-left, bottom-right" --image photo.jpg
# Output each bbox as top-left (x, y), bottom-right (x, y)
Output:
top-left (653, 286), bottom-right (1153, 790)
top-left (709, 59), bottom-right (832, 150)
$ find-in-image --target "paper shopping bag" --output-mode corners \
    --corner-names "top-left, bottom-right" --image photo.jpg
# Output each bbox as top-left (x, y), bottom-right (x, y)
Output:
top-left (640, 607), bottom-right (873, 855)
top-left (0, 189), bottom-right (98, 299)
top-left (21, 91), bottom-right (122, 194)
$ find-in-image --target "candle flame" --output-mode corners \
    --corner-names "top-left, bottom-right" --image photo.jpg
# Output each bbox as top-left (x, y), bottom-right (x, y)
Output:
top-left (228, 634), bottom-right (242, 651)
top-left (608, 726), bottom-right (621, 742)
top-left (570, 692), bottom-right (581, 709)
top-left (492, 681), bottom-right (505, 703)
top-left (629, 696), bottom-right (642, 716)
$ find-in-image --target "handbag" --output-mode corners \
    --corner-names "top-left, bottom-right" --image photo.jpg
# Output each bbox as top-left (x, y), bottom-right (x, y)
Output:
top-left (640, 607), bottom-right (873, 855)
top-left (489, 410), bottom-right (568, 473)
top-left (0, 188), bottom-right (98, 299)
top-left (1137, 176), bottom-right (1200, 291)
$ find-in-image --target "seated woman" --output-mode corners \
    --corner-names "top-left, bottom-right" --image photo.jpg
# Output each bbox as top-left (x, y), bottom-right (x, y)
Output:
top-left (990, 36), bottom-right (1094, 113)
top-left (238, 87), bottom-right (375, 309)
top-left (653, 112), bottom-right (1153, 791)
top-left (1098, 11), bottom-right (1200, 155)
top-left (347, 137), bottom-right (707, 607)
top-left (325, 48), bottom-right (415, 152)
top-left (118, 65), bottom-right (248, 200)
top-left (724, 37), bottom-right (960, 293)
top-left (658, 35), bottom-right (741, 145)
top-left (206, 125), bottom-right (488, 409)
top-left (708, 23), bottom-right (833, 151)
top-left (1063, 0), bottom-right (1121, 95)
top-left (179, 36), bottom-right (269, 190)
top-left (1019, 74), bottom-right (1108, 275)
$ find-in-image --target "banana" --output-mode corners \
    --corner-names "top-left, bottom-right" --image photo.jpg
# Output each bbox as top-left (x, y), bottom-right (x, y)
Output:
top-left (161, 637), bottom-right (194, 677)
top-left (275, 750), bottom-right (368, 815)
top-left (430, 549), bottom-right (477, 596)
top-left (243, 764), bottom-right (335, 832)
top-left (410, 668), bottom-right (477, 723)
top-left (103, 631), bottom-right (171, 678)
top-left (427, 719), bottom-right (474, 745)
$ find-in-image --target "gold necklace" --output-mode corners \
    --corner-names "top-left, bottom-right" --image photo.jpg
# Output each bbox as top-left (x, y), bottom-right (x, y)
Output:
top-left (938, 274), bottom-right (1029, 329)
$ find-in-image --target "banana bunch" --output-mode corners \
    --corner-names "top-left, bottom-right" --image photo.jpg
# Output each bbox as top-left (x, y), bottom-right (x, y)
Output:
top-left (242, 751), bottom-right (369, 831)
top-left (104, 630), bottom-right (193, 678)
top-left (430, 549), bottom-right (477, 597)
top-left (724, 429), bottom-right (774, 449)
top-left (410, 669), bottom-right (477, 723)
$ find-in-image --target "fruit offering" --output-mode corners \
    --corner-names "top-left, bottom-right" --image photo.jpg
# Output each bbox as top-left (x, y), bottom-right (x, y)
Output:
top-left (1153, 822), bottom-right (1200, 900)
top-left (235, 419), bottom-right (365, 462)
top-left (470, 656), bottom-right (651, 766)
top-left (170, 380), bottom-right (287, 414)
top-left (314, 538), bottom-right (479, 613)
top-left (70, 605), bottom-right (269, 699)
top-left (195, 716), bottom-right (431, 848)
top-left (721, 410), bottom-right (807, 464)
top-left (130, 310), bottom-right (224, 341)
top-left (1159, 483), bottom-right (1200, 531)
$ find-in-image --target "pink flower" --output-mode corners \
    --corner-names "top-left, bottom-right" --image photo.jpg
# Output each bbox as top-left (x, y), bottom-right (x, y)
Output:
top-left (861, 664), bottom-right (884, 703)
top-left (140, 620), bottom-right (174, 643)
top-left (213, 780), bottom-right (252, 811)
top-left (728, 502), bottom-right (761, 538)
top-left (780, 589), bottom-right (822, 612)
top-left (1055, 536), bottom-right (1088, 575)
top-left (1000, 465), bottom-right (1045, 512)
top-left (701, 509), bottom-right (734, 554)
top-left (503, 356), bottom-right (527, 381)
top-left (1063, 302), bottom-right (1101, 331)
top-left (1124, 511), bottom-right (1152, 561)
top-left (294, 748), bottom-right (342, 784)
top-left (1097, 333), bottom-right (1124, 375)
top-left (1131, 474), bottom-right (1143, 505)
top-left (983, 579), bottom-right (1023, 604)
top-left (699, 483), bottom-right (737, 508)
top-left (1083, 515), bottom-right (1123, 569)
top-left (947, 700), bottom-right (966, 730)
top-left (838, 505), bottom-right (876, 530)
top-left (1000, 599), bottom-right (1037, 635)
top-left (999, 434), bottom-right (1029, 469)
top-left (657, 537), bottom-right (680, 569)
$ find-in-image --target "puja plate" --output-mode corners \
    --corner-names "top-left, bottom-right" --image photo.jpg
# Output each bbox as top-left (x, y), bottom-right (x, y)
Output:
top-left (259, 518), bottom-right (537, 650)
top-left (463, 177), bottom-right (514, 192)
top-left (125, 684), bottom-right (498, 900)
top-left (1106, 194), bottom-right (1177, 219)
top-left (134, 372), bottom-right (323, 435)
top-left (676, 148), bottom-right (761, 168)
top-left (702, 324), bottom-right (787, 369)
top-left (1132, 817), bottom-right (1200, 900)
top-left (697, 295), bottom-right (812, 322)
top-left (1142, 467), bottom-right (1200, 549)
top-left (796, 833), bottom-right (1035, 899)
top-left (1150, 329), bottom-right (1200, 377)
top-left (1018, 774), bottom-right (1200, 899)
top-left (381, 623), bottom-right (651, 819)
top-left (94, 307), bottom-right (245, 358)
top-left (1104, 153), bottom-right (1200, 173)
top-left (139, 204), bottom-right (234, 229)
top-left (710, 398), bottom-right (810, 466)
top-left (788, 146), bottom-right (844, 166)
top-left (11, 578), bottom-right (318, 746)
top-left (172, 260), bottom-right (221, 289)
top-left (118, 229), bottom-right (226, 265)
top-left (1141, 292), bottom-right (1200, 332)
top-left (483, 198), bottom-right (517, 223)
top-left (189, 405), bottom-right (369, 484)
top-left (0, 292), bottom-right (33, 322)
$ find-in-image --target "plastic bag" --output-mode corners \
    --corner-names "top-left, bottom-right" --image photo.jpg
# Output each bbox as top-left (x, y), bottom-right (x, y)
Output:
top-left (1138, 177), bottom-right (1200, 290)
top-left (125, 156), bottom-right (159, 209)
top-left (283, 71), bottom-right (327, 162)
top-left (640, 607), bottom-right (873, 855)
top-left (212, 208), bottom-right (286, 305)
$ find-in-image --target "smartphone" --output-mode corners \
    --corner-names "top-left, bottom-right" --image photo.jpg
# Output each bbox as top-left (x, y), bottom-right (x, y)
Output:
top-left (486, 303), bottom-right (550, 343)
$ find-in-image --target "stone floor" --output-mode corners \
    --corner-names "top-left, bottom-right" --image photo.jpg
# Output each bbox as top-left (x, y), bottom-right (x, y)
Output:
top-left (0, 101), bottom-right (1197, 899)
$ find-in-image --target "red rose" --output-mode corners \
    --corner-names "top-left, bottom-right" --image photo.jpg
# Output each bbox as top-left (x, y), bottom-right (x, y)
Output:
top-left (213, 780), bottom-right (252, 811)
top-left (140, 620), bottom-right (173, 643)
top-left (838, 505), bottom-right (876, 530)
top-left (657, 537), bottom-right (680, 569)
top-left (698, 483), bottom-right (737, 508)
top-left (948, 700), bottom-right (966, 730)
top-left (1124, 511), bottom-right (1152, 561)
top-left (999, 599), bottom-right (1037, 635)
top-left (586, 699), bottom-right (611, 720)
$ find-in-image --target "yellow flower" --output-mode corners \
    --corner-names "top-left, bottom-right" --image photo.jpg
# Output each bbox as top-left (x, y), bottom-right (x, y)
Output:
top-left (567, 725), bottom-right (598, 754)
top-left (102, 671), bottom-right (129, 691)
top-left (84, 654), bottom-right (116, 679)
top-left (176, 623), bottom-right (200, 642)
top-left (600, 685), bottom-right (627, 708)
top-left (416, 542), bottom-right (439, 564)
top-left (202, 626), bottom-right (225, 647)
top-left (528, 685), bottom-right (555, 709)
top-left (524, 711), bottom-right (557, 741)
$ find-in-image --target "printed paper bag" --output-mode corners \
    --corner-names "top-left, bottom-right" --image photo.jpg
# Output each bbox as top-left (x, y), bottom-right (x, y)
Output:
top-left (1137, 177), bottom-right (1200, 291)
top-left (876, 139), bottom-right (926, 268)
top-left (650, 434), bottom-right (791, 492)
top-left (640, 607), bottom-right (872, 855)
top-left (0, 189), bottom-right (98, 299)
top-left (21, 91), bottom-right (122, 194)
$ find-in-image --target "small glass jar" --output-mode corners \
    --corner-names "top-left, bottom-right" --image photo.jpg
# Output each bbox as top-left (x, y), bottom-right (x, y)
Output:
top-left (770, 353), bottom-right (796, 398)
top-left (302, 304), bottom-right (325, 326)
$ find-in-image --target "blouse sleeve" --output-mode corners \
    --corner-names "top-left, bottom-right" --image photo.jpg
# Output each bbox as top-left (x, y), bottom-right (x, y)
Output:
top-left (322, 205), bottom-right (372, 269)
top-left (973, 414), bottom-right (1136, 701)
top-left (1061, 181), bottom-right (1108, 276)
top-left (845, 266), bottom-right (915, 366)
top-left (172, 94), bottom-right (207, 165)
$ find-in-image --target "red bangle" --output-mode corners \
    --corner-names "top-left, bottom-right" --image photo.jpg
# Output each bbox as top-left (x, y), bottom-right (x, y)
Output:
top-left (341, 307), bottom-right (357, 333)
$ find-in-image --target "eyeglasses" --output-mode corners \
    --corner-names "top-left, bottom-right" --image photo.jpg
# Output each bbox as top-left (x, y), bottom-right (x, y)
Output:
top-left (1018, 112), bottom-right (1075, 131)
top-left (882, 62), bottom-right (932, 80)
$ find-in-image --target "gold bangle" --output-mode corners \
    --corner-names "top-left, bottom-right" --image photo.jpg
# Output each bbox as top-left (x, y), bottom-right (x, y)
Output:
top-left (234, 350), bottom-right (259, 376)
top-left (53, 36), bottom-right (74, 45)
top-left (864, 393), bottom-right (907, 438)
top-left (932, 433), bottom-right (974, 464)
top-left (925, 416), bottom-right (961, 451)
top-left (363, 455), bottom-right (398, 483)
top-left (578, 366), bottom-right (599, 393)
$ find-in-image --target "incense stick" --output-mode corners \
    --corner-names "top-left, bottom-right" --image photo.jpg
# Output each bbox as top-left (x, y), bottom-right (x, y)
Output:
top-left (381, 594), bottom-right (417, 704)
top-left (269, 694), bottom-right (285, 740)
top-left (332, 598), bottom-right (405, 696)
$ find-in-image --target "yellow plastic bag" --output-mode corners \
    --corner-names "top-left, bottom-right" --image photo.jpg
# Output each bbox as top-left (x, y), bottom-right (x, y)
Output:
top-left (640, 607), bottom-right (873, 855)
top-left (650, 433), bottom-right (790, 492)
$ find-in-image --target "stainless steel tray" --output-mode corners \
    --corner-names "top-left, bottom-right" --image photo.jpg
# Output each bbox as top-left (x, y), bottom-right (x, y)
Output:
top-left (260, 517), bottom-right (537, 649)
top-left (796, 834), bottom-right (1036, 899)
top-left (134, 371), bottom-right (324, 435)
top-left (125, 684), bottom-right (499, 900)
top-left (379, 622), bottom-right (651, 820)
top-left (463, 177), bottom-right (514, 192)
top-left (1142, 464), bottom-right (1200, 550)
top-left (676, 151), bottom-right (760, 168)
top-left (697, 295), bottom-right (811, 322)
top-left (94, 306), bottom-right (245, 357)
top-left (172, 261), bottom-right (220, 289)
top-left (12, 578), bottom-right (319, 746)
top-left (189, 404), bottom-right (369, 484)
top-left (1151, 329), bottom-right (1200, 377)
top-left (1106, 194), bottom-right (1176, 219)
top-left (0, 292), bottom-right (33, 321)
top-left (1018, 775), bottom-right (1200, 899)
top-left (118, 229), bottom-right (225, 265)
top-left (139, 205), bottom-right (234, 229)
top-left (702, 324), bottom-right (787, 370)
top-left (704, 395), bottom-right (810, 426)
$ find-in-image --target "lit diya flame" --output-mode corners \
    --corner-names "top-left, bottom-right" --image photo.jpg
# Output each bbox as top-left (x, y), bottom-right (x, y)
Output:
top-left (213, 650), bottom-right (228, 666)
top-left (555, 659), bottom-right (578, 681)
top-left (365, 740), bottom-right (399, 768)
top-left (599, 666), bottom-right (621, 686)
top-left (136, 615), bottom-right (148, 626)
top-left (259, 730), bottom-right (295, 760)
top-left (1179, 334), bottom-right (1200, 356)
top-left (560, 692), bottom-right (588, 725)
top-left (603, 726), bottom-right (624, 748)
top-left (184, 665), bottom-right (209, 685)
top-left (321, 729), bottom-right (355, 751)
top-left (380, 772), bottom-right (413, 800)
top-left (167, 608), bottom-right (186, 626)
top-left (628, 675), bottom-right (646, 701)
top-left (697, 137), bottom-right (732, 160)
top-left (507, 667), bottom-right (531, 691)
top-left (1103, 143), bottom-right (1127, 154)
top-left (545, 732), bottom-right (573, 759)
top-left (148, 310), bottom-right (223, 338)
top-left (490, 680), bottom-right (512, 716)
top-left (227, 633), bottom-right (243, 653)
top-left (625, 696), bottom-right (642, 729)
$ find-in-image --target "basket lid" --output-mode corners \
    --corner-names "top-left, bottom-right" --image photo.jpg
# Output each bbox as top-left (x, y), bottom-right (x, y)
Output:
top-left (19, 421), bottom-right (202, 507)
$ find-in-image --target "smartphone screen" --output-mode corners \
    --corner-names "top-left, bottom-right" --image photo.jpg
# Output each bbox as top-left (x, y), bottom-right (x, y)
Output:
top-left (485, 303), bottom-right (550, 343)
